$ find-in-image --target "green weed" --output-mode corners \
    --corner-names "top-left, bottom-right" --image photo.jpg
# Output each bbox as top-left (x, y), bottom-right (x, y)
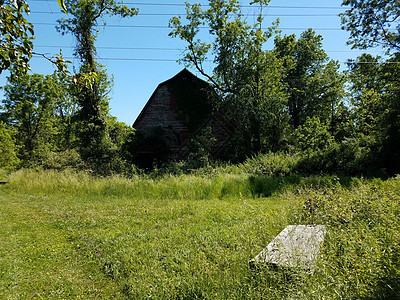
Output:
top-left (0, 169), bottom-right (399, 299)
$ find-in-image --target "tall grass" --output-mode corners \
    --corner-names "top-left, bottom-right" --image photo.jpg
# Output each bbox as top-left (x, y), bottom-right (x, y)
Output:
top-left (7, 169), bottom-right (254, 200)
top-left (0, 168), bottom-right (399, 299)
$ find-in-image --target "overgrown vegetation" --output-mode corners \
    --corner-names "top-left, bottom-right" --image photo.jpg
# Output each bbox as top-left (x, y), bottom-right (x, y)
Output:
top-left (1, 0), bottom-right (399, 298)
top-left (0, 0), bottom-right (399, 176)
top-left (0, 168), bottom-right (398, 299)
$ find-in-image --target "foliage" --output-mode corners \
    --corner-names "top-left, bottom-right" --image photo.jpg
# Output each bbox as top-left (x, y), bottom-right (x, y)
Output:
top-left (347, 53), bottom-right (400, 174)
top-left (0, 0), bottom-right (33, 74)
top-left (0, 0), bottom-right (72, 74)
top-left (274, 29), bottom-right (346, 130)
top-left (169, 0), bottom-right (288, 159)
top-left (238, 151), bottom-right (299, 176)
top-left (186, 126), bottom-right (216, 169)
top-left (1, 72), bottom-right (78, 165)
top-left (40, 149), bottom-right (84, 170)
top-left (56, 0), bottom-right (137, 170)
top-left (0, 122), bottom-right (19, 169)
top-left (293, 116), bottom-right (334, 154)
top-left (340, 0), bottom-right (400, 174)
top-left (341, 0), bottom-right (400, 53)
top-left (295, 138), bottom-right (376, 176)
top-left (57, 0), bottom-right (138, 65)
top-left (2, 73), bottom-right (58, 163)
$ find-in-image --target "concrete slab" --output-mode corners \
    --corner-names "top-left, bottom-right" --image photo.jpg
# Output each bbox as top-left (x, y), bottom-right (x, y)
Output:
top-left (250, 225), bottom-right (326, 269)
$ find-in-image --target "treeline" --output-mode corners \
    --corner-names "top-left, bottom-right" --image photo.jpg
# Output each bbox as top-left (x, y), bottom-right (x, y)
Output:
top-left (1, 0), bottom-right (399, 176)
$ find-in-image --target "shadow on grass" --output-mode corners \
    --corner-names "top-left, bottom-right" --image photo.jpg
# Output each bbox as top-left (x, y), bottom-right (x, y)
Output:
top-left (362, 276), bottom-right (400, 300)
top-left (249, 175), bottom-right (300, 197)
top-left (248, 174), bottom-right (360, 197)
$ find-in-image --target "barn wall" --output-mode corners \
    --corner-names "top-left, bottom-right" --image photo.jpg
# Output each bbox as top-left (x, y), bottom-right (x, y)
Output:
top-left (134, 85), bottom-right (189, 151)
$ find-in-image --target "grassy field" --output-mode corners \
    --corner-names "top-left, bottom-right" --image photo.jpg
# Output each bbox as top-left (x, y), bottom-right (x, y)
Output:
top-left (0, 168), bottom-right (399, 299)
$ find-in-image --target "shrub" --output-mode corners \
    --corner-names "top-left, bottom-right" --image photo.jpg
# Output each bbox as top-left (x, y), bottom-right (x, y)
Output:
top-left (240, 152), bottom-right (299, 176)
top-left (0, 122), bottom-right (19, 169)
top-left (40, 149), bottom-right (85, 170)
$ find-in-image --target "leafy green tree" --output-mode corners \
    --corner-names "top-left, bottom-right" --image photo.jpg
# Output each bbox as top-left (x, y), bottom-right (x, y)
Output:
top-left (0, 0), bottom-right (33, 74)
top-left (1, 72), bottom-right (79, 165)
top-left (274, 29), bottom-right (346, 131)
top-left (348, 53), bottom-right (400, 172)
top-left (0, 122), bottom-right (19, 168)
top-left (1, 74), bottom-right (56, 162)
top-left (348, 55), bottom-right (383, 137)
top-left (341, 0), bottom-right (400, 173)
top-left (46, 71), bottom-right (79, 151)
top-left (56, 0), bottom-right (137, 168)
top-left (169, 0), bottom-right (288, 159)
top-left (341, 0), bottom-right (400, 53)
top-left (294, 116), bottom-right (334, 154)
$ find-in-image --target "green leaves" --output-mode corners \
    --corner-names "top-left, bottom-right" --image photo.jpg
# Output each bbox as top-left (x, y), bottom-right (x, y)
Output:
top-left (341, 0), bottom-right (400, 52)
top-left (274, 29), bottom-right (345, 131)
top-left (0, 122), bottom-right (19, 169)
top-left (0, 0), bottom-right (34, 74)
top-left (169, 0), bottom-right (288, 158)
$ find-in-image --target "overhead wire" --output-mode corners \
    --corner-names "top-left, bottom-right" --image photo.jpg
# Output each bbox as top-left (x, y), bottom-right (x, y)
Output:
top-left (28, 0), bottom-right (349, 10)
top-left (33, 45), bottom-right (384, 53)
top-left (32, 22), bottom-right (353, 31)
top-left (29, 53), bottom-right (397, 65)
top-left (31, 11), bottom-right (343, 17)
top-left (26, 1), bottom-right (392, 65)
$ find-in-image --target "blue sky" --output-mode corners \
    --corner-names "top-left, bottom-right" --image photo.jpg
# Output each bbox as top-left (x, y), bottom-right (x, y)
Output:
top-left (0, 0), bottom-right (385, 125)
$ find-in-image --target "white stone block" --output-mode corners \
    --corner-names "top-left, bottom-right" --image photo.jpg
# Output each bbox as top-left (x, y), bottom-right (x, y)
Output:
top-left (251, 225), bottom-right (326, 269)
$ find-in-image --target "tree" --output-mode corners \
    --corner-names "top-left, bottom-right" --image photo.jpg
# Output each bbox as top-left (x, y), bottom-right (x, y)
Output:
top-left (169, 0), bottom-right (288, 159)
top-left (342, 0), bottom-right (400, 173)
top-left (1, 74), bottom-right (59, 163)
top-left (1, 71), bottom-right (81, 164)
top-left (274, 29), bottom-right (346, 132)
top-left (46, 71), bottom-right (79, 151)
top-left (294, 116), bottom-right (334, 154)
top-left (341, 0), bottom-right (400, 53)
top-left (0, 0), bottom-right (33, 74)
top-left (348, 53), bottom-right (400, 173)
top-left (56, 0), bottom-right (137, 168)
top-left (0, 121), bottom-right (19, 168)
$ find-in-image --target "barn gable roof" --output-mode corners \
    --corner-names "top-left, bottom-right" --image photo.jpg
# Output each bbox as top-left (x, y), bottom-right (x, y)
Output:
top-left (133, 68), bottom-right (209, 128)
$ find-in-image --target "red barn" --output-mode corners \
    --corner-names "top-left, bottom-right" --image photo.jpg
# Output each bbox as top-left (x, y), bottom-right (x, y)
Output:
top-left (132, 69), bottom-right (233, 167)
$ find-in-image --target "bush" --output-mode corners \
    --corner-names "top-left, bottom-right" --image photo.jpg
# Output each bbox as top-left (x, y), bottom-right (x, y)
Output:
top-left (294, 116), bottom-right (334, 153)
top-left (295, 137), bottom-right (380, 175)
top-left (0, 122), bottom-right (19, 169)
top-left (240, 152), bottom-right (299, 176)
top-left (40, 149), bottom-right (85, 170)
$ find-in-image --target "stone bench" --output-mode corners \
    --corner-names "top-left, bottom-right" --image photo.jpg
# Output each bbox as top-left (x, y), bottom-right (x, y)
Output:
top-left (250, 225), bottom-right (326, 270)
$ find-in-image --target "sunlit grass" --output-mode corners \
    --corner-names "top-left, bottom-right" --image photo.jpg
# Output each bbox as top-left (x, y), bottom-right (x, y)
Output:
top-left (0, 168), bottom-right (399, 299)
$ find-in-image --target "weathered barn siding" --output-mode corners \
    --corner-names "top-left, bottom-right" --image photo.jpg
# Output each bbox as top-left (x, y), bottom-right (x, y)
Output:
top-left (134, 84), bottom-right (188, 152)
top-left (133, 69), bottom-right (233, 166)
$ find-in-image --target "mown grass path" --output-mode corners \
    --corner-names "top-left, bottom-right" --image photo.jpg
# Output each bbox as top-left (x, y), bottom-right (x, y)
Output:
top-left (0, 170), bottom-right (399, 299)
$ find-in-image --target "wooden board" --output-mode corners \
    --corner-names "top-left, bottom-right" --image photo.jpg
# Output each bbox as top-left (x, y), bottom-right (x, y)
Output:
top-left (250, 225), bottom-right (326, 269)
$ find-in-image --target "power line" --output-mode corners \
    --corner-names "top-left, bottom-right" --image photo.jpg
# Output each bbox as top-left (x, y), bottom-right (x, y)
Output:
top-left (30, 53), bottom-right (399, 64)
top-left (33, 22), bottom-right (348, 31)
top-left (33, 45), bottom-right (384, 53)
top-left (29, 0), bottom-right (348, 10)
top-left (31, 11), bottom-right (341, 17)
top-left (35, 45), bottom-right (183, 51)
